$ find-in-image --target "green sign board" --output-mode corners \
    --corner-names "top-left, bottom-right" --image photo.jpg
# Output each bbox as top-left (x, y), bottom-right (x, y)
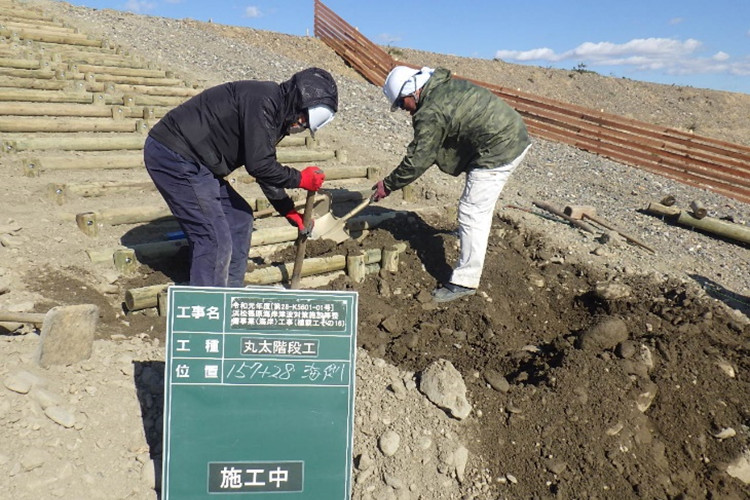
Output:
top-left (162, 285), bottom-right (358, 499)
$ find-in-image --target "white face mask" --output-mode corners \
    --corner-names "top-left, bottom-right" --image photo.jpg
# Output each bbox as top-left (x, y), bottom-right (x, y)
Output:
top-left (307, 105), bottom-right (335, 137)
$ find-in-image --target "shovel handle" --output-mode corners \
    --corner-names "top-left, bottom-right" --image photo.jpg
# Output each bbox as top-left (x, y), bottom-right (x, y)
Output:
top-left (290, 190), bottom-right (317, 289)
top-left (340, 198), bottom-right (372, 224)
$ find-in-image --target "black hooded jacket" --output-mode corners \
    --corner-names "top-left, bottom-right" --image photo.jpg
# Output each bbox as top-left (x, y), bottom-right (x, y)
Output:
top-left (148, 68), bottom-right (338, 213)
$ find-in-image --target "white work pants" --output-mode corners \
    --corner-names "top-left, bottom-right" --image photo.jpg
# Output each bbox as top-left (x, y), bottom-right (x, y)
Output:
top-left (450, 145), bottom-right (530, 289)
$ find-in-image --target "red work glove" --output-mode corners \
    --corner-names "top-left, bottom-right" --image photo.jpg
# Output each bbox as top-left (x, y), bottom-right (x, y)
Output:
top-left (285, 209), bottom-right (313, 235)
top-left (370, 180), bottom-right (390, 202)
top-left (298, 166), bottom-right (325, 191)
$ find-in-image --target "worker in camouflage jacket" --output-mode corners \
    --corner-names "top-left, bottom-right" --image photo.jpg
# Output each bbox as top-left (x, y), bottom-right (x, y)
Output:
top-left (373, 66), bottom-right (531, 303)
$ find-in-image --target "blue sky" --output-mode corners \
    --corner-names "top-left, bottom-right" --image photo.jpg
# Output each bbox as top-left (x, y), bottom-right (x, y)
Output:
top-left (63, 0), bottom-right (750, 95)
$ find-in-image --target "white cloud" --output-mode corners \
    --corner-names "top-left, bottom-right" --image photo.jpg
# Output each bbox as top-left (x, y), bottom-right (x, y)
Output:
top-left (713, 51), bottom-right (730, 61)
top-left (244, 6), bottom-right (262, 18)
top-left (494, 37), bottom-right (750, 76)
top-left (495, 47), bottom-right (556, 61)
top-left (124, 0), bottom-right (155, 13)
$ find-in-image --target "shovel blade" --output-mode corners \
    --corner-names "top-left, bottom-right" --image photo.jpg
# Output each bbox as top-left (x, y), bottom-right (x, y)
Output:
top-left (310, 197), bottom-right (372, 243)
top-left (310, 212), bottom-right (351, 243)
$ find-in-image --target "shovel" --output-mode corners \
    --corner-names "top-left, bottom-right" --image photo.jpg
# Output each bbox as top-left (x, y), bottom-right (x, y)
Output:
top-left (310, 196), bottom-right (372, 244)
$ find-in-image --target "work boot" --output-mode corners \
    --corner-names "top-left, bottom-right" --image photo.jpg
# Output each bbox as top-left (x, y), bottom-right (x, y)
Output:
top-left (432, 283), bottom-right (476, 303)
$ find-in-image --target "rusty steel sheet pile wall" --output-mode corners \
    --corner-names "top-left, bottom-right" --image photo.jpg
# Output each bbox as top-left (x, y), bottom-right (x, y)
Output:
top-left (313, 0), bottom-right (750, 205)
top-left (313, 0), bottom-right (393, 86)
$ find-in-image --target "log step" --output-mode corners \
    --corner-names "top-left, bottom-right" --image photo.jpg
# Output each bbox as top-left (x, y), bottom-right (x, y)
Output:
top-left (14, 147), bottom-right (345, 174)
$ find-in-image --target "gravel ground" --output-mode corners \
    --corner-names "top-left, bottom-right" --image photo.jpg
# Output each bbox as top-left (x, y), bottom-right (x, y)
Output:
top-left (1, 1), bottom-right (748, 499)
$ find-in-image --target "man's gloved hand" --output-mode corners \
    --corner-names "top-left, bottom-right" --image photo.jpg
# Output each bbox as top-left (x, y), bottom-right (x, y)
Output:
top-left (284, 209), bottom-right (312, 235)
top-left (371, 180), bottom-right (390, 202)
top-left (299, 166), bottom-right (325, 191)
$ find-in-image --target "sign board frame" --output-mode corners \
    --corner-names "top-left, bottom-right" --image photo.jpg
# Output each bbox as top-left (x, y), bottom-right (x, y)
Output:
top-left (161, 285), bottom-right (358, 499)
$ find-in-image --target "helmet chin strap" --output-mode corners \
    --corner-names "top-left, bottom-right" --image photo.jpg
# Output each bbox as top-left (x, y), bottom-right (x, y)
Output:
top-left (402, 69), bottom-right (428, 105)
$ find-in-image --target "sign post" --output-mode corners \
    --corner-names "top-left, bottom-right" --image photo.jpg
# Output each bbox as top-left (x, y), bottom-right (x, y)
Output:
top-left (161, 285), bottom-right (358, 499)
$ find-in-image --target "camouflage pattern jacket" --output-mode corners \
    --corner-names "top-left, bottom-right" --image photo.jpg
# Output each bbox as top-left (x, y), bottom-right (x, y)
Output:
top-left (384, 67), bottom-right (530, 192)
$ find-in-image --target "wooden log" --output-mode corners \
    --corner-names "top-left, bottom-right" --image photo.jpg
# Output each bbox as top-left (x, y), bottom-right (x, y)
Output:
top-left (125, 284), bottom-right (171, 311)
top-left (0, 88), bottom-right (117, 104)
top-left (113, 248), bottom-right (138, 274)
top-left (659, 195), bottom-right (676, 207)
top-left (121, 239), bottom-right (189, 264)
top-left (46, 183), bottom-right (66, 205)
top-left (381, 242), bottom-right (408, 273)
top-left (676, 212), bottom-right (750, 245)
top-left (113, 83), bottom-right (200, 97)
top-left (252, 226), bottom-right (299, 246)
top-left (91, 74), bottom-right (186, 86)
top-left (0, 116), bottom-right (148, 133)
top-left (50, 180), bottom-right (156, 200)
top-left (563, 205), bottom-right (597, 220)
top-left (75, 206), bottom-right (172, 234)
top-left (120, 93), bottom-right (188, 107)
top-left (644, 202), bottom-right (681, 218)
top-left (402, 183), bottom-right (418, 202)
top-left (127, 246), bottom-right (373, 309)
top-left (346, 251), bottom-right (366, 283)
top-left (157, 291), bottom-right (169, 317)
top-left (689, 200), bottom-right (707, 219)
top-left (73, 207), bottom-right (175, 235)
top-left (532, 200), bottom-right (597, 233)
top-left (246, 256), bottom-right (343, 285)
top-left (12, 134), bottom-right (146, 155)
top-left (277, 148), bottom-right (340, 163)
top-left (0, 7), bottom-right (55, 22)
top-left (22, 153), bottom-right (144, 176)
top-left (76, 212), bottom-right (99, 236)
top-left (68, 64), bottom-right (167, 78)
top-left (0, 75), bottom-right (73, 90)
top-left (0, 21), bottom-right (75, 35)
top-left (89, 225), bottom-right (300, 267)
top-left (0, 28), bottom-right (103, 47)
top-left (277, 135), bottom-right (308, 148)
top-left (245, 248), bottom-right (381, 286)
top-left (0, 57), bottom-right (41, 70)
top-left (0, 67), bottom-right (56, 79)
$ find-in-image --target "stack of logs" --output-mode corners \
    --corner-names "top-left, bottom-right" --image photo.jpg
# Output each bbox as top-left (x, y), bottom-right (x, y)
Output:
top-left (125, 242), bottom-right (409, 313)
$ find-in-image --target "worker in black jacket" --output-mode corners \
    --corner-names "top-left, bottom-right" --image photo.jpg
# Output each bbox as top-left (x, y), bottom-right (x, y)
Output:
top-left (144, 67), bottom-right (338, 287)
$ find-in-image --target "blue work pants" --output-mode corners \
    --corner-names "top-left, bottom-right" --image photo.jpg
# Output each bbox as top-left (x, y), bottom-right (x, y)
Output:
top-left (143, 136), bottom-right (253, 287)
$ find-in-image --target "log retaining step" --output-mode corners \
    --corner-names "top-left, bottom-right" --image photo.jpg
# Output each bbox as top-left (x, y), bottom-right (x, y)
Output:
top-left (123, 243), bottom-right (406, 311)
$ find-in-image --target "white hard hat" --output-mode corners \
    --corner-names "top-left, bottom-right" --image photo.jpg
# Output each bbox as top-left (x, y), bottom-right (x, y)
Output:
top-left (383, 66), bottom-right (435, 111)
top-left (383, 66), bottom-right (420, 111)
top-left (307, 104), bottom-right (335, 137)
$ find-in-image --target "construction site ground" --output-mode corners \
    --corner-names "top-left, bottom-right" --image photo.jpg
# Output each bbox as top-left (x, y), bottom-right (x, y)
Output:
top-left (1, 1), bottom-right (749, 499)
